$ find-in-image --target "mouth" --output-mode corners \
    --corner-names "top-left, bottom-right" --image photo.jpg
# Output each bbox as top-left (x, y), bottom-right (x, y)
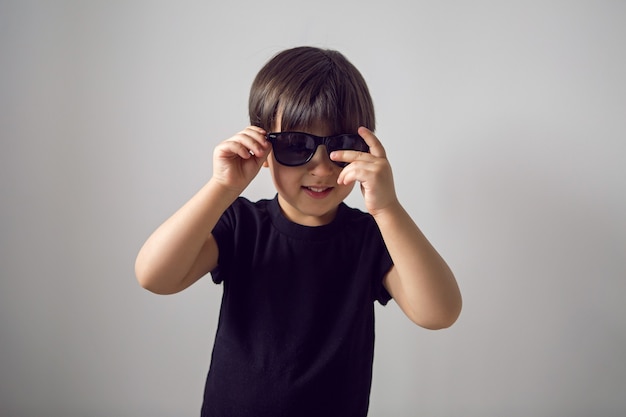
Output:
top-left (302, 185), bottom-right (333, 198)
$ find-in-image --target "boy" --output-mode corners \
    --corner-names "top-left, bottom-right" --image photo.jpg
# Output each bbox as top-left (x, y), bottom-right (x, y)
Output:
top-left (135, 46), bottom-right (462, 416)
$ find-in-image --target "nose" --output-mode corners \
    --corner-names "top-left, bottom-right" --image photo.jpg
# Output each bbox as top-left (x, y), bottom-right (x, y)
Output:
top-left (307, 145), bottom-right (335, 176)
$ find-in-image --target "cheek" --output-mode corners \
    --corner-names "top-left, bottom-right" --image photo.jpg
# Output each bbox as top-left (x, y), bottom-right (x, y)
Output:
top-left (336, 181), bottom-right (356, 198)
top-left (268, 162), bottom-right (297, 191)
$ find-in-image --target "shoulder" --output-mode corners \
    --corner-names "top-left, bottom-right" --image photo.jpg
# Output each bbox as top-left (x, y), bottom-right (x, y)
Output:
top-left (213, 196), bottom-right (274, 246)
top-left (229, 195), bottom-right (271, 212)
top-left (338, 203), bottom-right (380, 232)
top-left (221, 195), bottom-right (273, 223)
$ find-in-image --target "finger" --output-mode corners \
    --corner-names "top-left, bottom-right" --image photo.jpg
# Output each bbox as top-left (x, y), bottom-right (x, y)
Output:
top-left (357, 126), bottom-right (386, 159)
top-left (244, 126), bottom-right (269, 144)
top-left (336, 156), bottom-right (371, 185)
top-left (246, 125), bottom-right (267, 135)
top-left (233, 130), bottom-right (270, 157)
top-left (336, 166), bottom-right (357, 186)
top-left (216, 140), bottom-right (256, 160)
top-left (330, 149), bottom-right (372, 166)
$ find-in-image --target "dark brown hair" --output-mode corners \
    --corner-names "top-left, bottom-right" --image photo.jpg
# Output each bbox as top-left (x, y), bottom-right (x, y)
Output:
top-left (249, 46), bottom-right (375, 134)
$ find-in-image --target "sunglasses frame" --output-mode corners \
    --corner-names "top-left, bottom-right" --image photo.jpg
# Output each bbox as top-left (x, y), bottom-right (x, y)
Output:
top-left (266, 131), bottom-right (369, 167)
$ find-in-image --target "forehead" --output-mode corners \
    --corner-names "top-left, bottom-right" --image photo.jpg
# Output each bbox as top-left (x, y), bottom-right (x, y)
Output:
top-left (273, 111), bottom-right (334, 136)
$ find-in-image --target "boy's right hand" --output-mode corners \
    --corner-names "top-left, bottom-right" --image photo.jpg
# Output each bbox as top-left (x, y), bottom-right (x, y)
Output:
top-left (212, 126), bottom-right (271, 193)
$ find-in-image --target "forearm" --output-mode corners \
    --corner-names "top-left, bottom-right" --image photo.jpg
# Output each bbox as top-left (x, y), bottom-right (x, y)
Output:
top-left (374, 202), bottom-right (462, 329)
top-left (135, 178), bottom-right (239, 294)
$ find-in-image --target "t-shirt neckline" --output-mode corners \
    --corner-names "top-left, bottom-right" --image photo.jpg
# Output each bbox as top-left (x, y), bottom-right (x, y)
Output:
top-left (267, 194), bottom-right (348, 241)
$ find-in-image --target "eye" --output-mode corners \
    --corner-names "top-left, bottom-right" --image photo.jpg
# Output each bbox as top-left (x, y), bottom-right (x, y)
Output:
top-left (283, 135), bottom-right (306, 154)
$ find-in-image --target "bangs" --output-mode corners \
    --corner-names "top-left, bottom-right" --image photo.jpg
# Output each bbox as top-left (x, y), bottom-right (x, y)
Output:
top-left (249, 47), bottom-right (375, 134)
top-left (278, 83), bottom-right (348, 134)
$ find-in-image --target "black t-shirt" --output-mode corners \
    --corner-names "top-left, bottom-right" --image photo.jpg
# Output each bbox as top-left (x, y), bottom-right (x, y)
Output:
top-left (201, 196), bottom-right (393, 417)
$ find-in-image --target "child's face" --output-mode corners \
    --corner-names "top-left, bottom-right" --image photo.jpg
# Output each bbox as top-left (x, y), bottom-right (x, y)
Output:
top-left (266, 122), bottom-right (356, 226)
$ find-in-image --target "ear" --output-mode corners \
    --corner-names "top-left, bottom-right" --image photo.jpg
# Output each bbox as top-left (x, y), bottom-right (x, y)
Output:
top-left (263, 160), bottom-right (269, 168)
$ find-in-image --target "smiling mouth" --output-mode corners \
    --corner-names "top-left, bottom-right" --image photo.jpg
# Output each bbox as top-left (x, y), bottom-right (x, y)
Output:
top-left (305, 186), bottom-right (331, 193)
top-left (302, 185), bottom-right (335, 198)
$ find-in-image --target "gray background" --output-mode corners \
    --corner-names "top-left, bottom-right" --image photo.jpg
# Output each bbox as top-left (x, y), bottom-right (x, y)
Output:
top-left (1, 1), bottom-right (625, 416)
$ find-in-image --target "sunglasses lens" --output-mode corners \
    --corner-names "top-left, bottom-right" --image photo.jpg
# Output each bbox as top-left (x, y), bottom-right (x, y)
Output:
top-left (328, 135), bottom-right (369, 167)
top-left (268, 132), bottom-right (369, 167)
top-left (271, 133), bottom-right (316, 166)
top-left (331, 134), bottom-right (369, 152)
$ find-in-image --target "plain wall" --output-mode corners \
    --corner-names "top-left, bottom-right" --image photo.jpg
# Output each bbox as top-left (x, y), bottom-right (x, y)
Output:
top-left (1, 1), bottom-right (625, 416)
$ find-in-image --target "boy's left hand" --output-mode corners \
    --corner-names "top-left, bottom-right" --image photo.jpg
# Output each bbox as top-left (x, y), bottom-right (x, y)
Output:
top-left (332, 126), bottom-right (398, 216)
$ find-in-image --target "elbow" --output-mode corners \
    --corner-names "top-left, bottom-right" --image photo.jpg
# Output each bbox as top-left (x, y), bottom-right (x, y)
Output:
top-left (135, 261), bottom-right (176, 295)
top-left (408, 298), bottom-right (463, 330)
top-left (135, 259), bottom-right (198, 295)
top-left (135, 270), bottom-right (162, 295)
top-left (420, 283), bottom-right (463, 330)
top-left (413, 314), bottom-right (460, 331)
top-left (415, 313), bottom-right (459, 330)
top-left (136, 274), bottom-right (179, 295)
top-left (135, 253), bottom-right (155, 292)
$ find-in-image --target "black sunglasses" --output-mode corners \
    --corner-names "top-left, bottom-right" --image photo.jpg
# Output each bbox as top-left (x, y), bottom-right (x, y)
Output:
top-left (266, 132), bottom-right (369, 167)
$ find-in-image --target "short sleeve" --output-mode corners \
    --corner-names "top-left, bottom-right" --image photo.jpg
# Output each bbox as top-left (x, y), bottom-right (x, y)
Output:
top-left (209, 199), bottom-right (239, 284)
top-left (370, 224), bottom-right (393, 305)
top-left (342, 205), bottom-right (394, 306)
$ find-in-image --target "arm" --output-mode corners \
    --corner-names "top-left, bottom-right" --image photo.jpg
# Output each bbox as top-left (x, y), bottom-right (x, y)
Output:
top-left (375, 204), bottom-right (461, 329)
top-left (135, 126), bottom-right (270, 294)
top-left (334, 127), bottom-right (462, 329)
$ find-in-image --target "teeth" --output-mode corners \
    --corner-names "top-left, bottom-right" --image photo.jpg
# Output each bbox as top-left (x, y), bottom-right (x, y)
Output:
top-left (308, 187), bottom-right (327, 193)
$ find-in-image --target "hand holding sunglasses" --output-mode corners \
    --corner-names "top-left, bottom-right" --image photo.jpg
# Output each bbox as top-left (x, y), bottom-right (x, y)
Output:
top-left (212, 126), bottom-right (271, 193)
top-left (266, 131), bottom-right (370, 168)
top-left (334, 127), bottom-right (398, 216)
